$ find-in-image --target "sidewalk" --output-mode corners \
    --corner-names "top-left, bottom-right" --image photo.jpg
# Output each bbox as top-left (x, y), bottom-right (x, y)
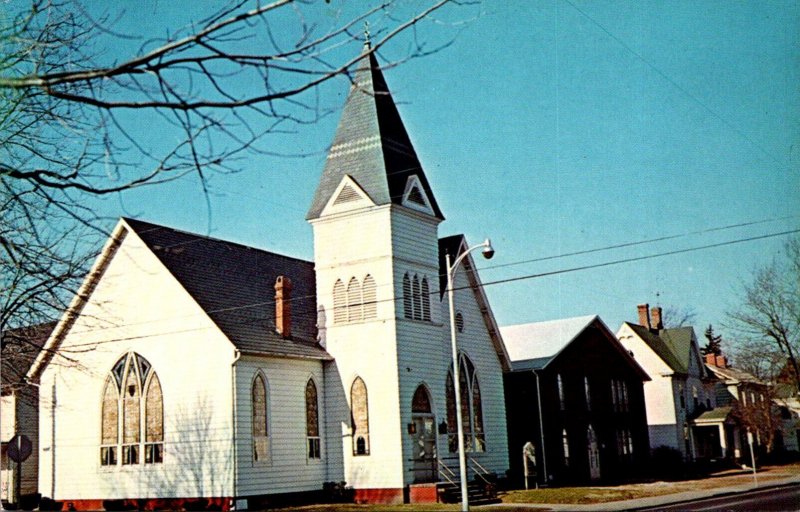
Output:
top-left (492, 470), bottom-right (800, 511)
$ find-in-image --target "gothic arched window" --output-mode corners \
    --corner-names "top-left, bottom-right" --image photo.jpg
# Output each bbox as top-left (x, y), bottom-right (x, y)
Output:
top-left (412, 275), bottom-right (421, 320)
top-left (445, 353), bottom-right (485, 452)
top-left (100, 352), bottom-right (163, 466)
top-left (252, 373), bottom-right (269, 462)
top-left (351, 377), bottom-right (370, 456)
top-left (306, 379), bottom-right (321, 459)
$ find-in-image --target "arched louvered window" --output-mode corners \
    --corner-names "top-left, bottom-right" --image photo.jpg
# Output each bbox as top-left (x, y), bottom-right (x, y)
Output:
top-left (252, 373), bottom-right (269, 462)
top-left (362, 275), bottom-right (376, 320)
top-left (562, 429), bottom-right (570, 466)
top-left (584, 376), bottom-right (591, 411)
top-left (445, 353), bottom-right (484, 452)
top-left (412, 275), bottom-right (421, 320)
top-left (347, 277), bottom-right (362, 323)
top-left (100, 352), bottom-right (163, 466)
top-left (421, 277), bottom-right (431, 321)
top-left (351, 377), bottom-right (370, 456)
top-left (333, 279), bottom-right (346, 324)
top-left (306, 379), bottom-right (321, 459)
top-left (557, 373), bottom-right (565, 411)
top-left (403, 273), bottom-right (413, 319)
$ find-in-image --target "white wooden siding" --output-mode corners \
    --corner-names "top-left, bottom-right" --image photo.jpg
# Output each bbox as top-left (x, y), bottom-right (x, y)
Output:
top-left (38, 229), bottom-right (236, 501)
top-left (233, 356), bottom-right (328, 496)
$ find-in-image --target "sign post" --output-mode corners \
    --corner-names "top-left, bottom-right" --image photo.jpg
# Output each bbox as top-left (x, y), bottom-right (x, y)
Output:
top-left (746, 431), bottom-right (757, 486)
top-left (7, 434), bottom-right (32, 506)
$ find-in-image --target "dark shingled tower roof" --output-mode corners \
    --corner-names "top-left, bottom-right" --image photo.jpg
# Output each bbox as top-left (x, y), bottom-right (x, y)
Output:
top-left (306, 44), bottom-right (443, 220)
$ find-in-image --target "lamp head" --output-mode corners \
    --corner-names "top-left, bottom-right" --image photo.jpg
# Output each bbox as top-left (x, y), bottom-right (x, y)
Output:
top-left (481, 238), bottom-right (495, 260)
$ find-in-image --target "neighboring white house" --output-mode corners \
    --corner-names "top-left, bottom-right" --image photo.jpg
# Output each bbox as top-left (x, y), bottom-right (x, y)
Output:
top-left (26, 43), bottom-right (510, 511)
top-left (617, 305), bottom-right (717, 460)
top-left (1, 322), bottom-right (54, 507)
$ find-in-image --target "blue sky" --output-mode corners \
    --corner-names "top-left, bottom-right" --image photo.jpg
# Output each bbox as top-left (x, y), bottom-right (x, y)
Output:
top-left (73, 1), bottom-right (798, 343)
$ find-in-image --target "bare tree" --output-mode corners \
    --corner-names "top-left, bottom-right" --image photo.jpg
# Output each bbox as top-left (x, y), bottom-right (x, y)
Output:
top-left (660, 305), bottom-right (697, 328)
top-left (727, 237), bottom-right (800, 394)
top-left (0, 0), bottom-right (469, 332)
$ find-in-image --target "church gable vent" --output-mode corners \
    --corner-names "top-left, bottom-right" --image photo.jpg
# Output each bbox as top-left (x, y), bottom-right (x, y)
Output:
top-left (333, 183), bottom-right (361, 205)
top-left (406, 185), bottom-right (426, 206)
top-left (401, 175), bottom-right (434, 215)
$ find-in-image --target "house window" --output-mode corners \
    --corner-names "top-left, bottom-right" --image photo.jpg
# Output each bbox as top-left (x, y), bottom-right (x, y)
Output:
top-left (584, 376), bottom-right (591, 411)
top-left (692, 386), bottom-right (699, 410)
top-left (402, 272), bottom-right (431, 322)
top-left (557, 374), bottom-right (565, 411)
top-left (351, 377), bottom-right (370, 456)
top-left (252, 373), bottom-right (269, 462)
top-left (100, 352), bottom-right (163, 467)
top-left (679, 384), bottom-right (686, 409)
top-left (333, 279), bottom-right (346, 324)
top-left (445, 353), bottom-right (485, 452)
top-left (562, 429), bottom-right (570, 466)
top-left (305, 379), bottom-right (321, 459)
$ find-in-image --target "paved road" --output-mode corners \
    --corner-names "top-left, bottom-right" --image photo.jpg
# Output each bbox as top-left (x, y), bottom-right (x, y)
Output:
top-left (636, 483), bottom-right (800, 512)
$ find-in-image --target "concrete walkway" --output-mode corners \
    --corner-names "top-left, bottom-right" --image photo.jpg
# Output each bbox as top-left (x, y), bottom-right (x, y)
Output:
top-left (490, 473), bottom-right (800, 511)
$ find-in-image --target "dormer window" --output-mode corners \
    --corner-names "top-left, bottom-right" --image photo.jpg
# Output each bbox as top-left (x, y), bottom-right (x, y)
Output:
top-left (401, 175), bottom-right (434, 215)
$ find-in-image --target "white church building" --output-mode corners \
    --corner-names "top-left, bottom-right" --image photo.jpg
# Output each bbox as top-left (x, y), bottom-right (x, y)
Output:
top-left (27, 45), bottom-right (510, 510)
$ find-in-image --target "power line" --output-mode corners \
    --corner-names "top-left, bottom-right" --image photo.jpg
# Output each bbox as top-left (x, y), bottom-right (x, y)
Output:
top-left (57, 227), bottom-right (799, 350)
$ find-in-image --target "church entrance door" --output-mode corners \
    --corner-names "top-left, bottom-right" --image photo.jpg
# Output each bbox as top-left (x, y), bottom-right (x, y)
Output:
top-left (411, 385), bottom-right (437, 483)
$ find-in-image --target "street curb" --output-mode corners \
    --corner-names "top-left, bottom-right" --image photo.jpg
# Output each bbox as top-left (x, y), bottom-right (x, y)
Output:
top-left (626, 480), bottom-right (800, 512)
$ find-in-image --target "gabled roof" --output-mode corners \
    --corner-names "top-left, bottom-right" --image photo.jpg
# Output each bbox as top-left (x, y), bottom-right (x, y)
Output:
top-left (307, 44), bottom-right (443, 220)
top-left (502, 315), bottom-right (650, 380)
top-left (623, 322), bottom-right (689, 375)
top-left (1, 322), bottom-right (56, 390)
top-left (123, 218), bottom-right (331, 360)
top-left (705, 364), bottom-right (764, 386)
top-left (437, 234), bottom-right (511, 372)
top-left (691, 406), bottom-right (733, 425)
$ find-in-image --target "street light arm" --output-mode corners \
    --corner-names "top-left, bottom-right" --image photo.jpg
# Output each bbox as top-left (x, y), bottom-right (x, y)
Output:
top-left (448, 239), bottom-right (493, 280)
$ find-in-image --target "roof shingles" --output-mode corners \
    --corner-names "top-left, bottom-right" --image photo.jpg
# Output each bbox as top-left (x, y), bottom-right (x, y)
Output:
top-left (124, 218), bottom-right (330, 360)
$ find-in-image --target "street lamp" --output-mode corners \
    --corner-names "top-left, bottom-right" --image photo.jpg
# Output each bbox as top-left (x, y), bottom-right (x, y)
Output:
top-left (446, 238), bottom-right (494, 512)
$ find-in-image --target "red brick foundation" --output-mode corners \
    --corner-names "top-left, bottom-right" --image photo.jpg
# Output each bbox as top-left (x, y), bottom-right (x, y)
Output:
top-left (352, 488), bottom-right (404, 504)
top-left (56, 497), bottom-right (230, 511)
top-left (408, 483), bottom-right (439, 503)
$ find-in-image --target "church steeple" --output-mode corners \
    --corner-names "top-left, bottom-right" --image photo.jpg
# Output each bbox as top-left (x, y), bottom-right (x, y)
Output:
top-left (306, 45), bottom-right (444, 220)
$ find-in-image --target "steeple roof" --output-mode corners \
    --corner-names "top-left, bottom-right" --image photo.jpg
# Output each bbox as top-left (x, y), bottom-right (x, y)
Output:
top-left (307, 45), bottom-right (443, 220)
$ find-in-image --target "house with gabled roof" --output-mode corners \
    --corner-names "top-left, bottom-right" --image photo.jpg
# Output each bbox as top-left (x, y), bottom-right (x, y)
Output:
top-left (501, 315), bottom-right (650, 486)
top-left (26, 43), bottom-right (510, 510)
top-left (1, 322), bottom-right (54, 507)
top-left (617, 304), bottom-right (717, 461)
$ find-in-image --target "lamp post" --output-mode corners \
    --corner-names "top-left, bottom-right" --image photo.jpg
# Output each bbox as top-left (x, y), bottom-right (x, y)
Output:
top-left (446, 238), bottom-right (494, 512)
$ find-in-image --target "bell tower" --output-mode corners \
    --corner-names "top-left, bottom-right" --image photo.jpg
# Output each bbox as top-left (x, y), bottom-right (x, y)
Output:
top-left (307, 43), bottom-right (446, 500)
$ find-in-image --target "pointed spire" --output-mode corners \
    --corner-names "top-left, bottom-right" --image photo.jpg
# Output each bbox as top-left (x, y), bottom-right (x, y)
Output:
top-left (306, 45), bottom-right (443, 220)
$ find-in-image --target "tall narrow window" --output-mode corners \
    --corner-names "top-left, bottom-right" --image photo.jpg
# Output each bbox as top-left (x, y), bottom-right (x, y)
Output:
top-left (333, 279), bottom-right (346, 324)
top-left (403, 273), bottom-right (413, 319)
top-left (622, 381), bottom-right (629, 411)
top-left (306, 379), bottom-right (321, 459)
top-left (347, 277), bottom-right (362, 323)
top-left (562, 429), bottom-right (570, 466)
top-left (351, 377), bottom-right (370, 456)
top-left (584, 376), bottom-right (591, 411)
top-left (252, 374), bottom-right (269, 462)
top-left (412, 275), bottom-right (421, 320)
top-left (557, 374), bottom-right (565, 411)
top-left (100, 378), bottom-right (119, 466)
top-left (122, 361), bottom-right (141, 465)
top-left (101, 352), bottom-right (162, 467)
top-left (446, 371), bottom-right (457, 452)
top-left (362, 275), bottom-right (376, 320)
top-left (144, 374), bottom-right (163, 464)
top-left (421, 277), bottom-right (431, 321)
top-left (472, 376), bottom-right (485, 452)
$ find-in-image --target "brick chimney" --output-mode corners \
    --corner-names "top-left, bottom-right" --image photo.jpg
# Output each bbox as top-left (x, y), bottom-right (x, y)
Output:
top-left (275, 276), bottom-right (292, 339)
top-left (705, 353), bottom-right (717, 366)
top-left (715, 355), bottom-right (727, 368)
top-left (651, 306), bottom-right (663, 330)
top-left (637, 304), bottom-right (651, 329)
